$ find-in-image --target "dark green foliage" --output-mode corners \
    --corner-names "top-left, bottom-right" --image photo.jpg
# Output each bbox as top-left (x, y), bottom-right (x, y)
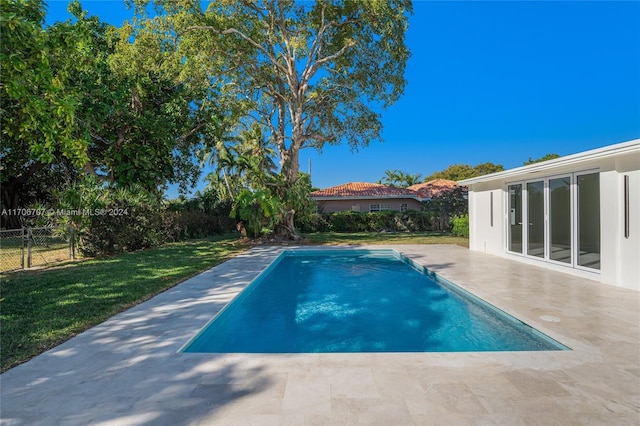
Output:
top-left (523, 153), bottom-right (560, 165)
top-left (57, 179), bottom-right (235, 256)
top-left (295, 212), bottom-right (332, 233)
top-left (423, 163), bottom-right (504, 182)
top-left (422, 187), bottom-right (468, 231)
top-left (300, 210), bottom-right (434, 233)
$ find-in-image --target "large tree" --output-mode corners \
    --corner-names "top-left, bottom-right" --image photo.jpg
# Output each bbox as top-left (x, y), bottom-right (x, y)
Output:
top-left (62, 2), bottom-right (215, 192)
top-left (0, 0), bottom-right (84, 227)
top-left (1, 0), bottom-right (218, 228)
top-left (423, 162), bottom-right (504, 182)
top-left (128, 0), bottom-right (413, 239)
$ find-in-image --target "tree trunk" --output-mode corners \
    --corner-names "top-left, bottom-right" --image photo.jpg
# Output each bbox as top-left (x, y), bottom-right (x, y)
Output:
top-left (1, 161), bottom-right (46, 229)
top-left (0, 182), bottom-right (21, 229)
top-left (274, 208), bottom-right (303, 241)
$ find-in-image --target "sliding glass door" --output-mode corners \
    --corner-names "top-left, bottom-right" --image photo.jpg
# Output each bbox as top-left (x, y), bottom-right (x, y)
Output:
top-left (549, 177), bottom-right (571, 264)
top-left (577, 173), bottom-right (600, 270)
top-left (527, 181), bottom-right (545, 258)
top-left (508, 184), bottom-right (522, 253)
top-left (506, 172), bottom-right (600, 271)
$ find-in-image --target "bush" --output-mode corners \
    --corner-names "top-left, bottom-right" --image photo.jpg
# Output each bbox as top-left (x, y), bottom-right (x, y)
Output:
top-left (451, 214), bottom-right (469, 238)
top-left (301, 210), bottom-right (434, 233)
top-left (296, 212), bottom-right (331, 233)
top-left (70, 189), bottom-right (166, 256)
top-left (57, 179), bottom-right (237, 256)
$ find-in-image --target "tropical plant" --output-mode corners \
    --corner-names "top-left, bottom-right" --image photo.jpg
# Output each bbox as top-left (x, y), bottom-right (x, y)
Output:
top-left (55, 176), bottom-right (165, 255)
top-left (230, 188), bottom-right (280, 238)
top-left (379, 169), bottom-right (422, 187)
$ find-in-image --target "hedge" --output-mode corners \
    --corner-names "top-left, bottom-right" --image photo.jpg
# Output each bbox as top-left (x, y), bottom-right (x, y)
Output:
top-left (297, 210), bottom-right (435, 233)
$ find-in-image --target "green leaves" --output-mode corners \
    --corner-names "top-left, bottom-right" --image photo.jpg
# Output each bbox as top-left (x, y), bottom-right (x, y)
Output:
top-left (424, 163), bottom-right (505, 182)
top-left (1, 0), bottom-right (85, 167)
top-left (231, 188), bottom-right (281, 237)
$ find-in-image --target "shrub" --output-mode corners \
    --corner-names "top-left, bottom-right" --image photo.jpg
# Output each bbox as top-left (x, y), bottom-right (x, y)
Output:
top-left (296, 212), bottom-right (331, 233)
top-left (328, 211), bottom-right (368, 232)
top-left (451, 214), bottom-right (469, 238)
top-left (301, 210), bottom-right (433, 233)
top-left (68, 188), bottom-right (165, 256)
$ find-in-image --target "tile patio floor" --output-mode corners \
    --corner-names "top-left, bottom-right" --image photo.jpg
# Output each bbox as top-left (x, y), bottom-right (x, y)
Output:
top-left (1, 245), bottom-right (639, 425)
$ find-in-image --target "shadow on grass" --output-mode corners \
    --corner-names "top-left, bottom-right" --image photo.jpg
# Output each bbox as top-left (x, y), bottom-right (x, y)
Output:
top-left (1, 246), bottom-right (284, 425)
top-left (0, 236), bottom-right (246, 372)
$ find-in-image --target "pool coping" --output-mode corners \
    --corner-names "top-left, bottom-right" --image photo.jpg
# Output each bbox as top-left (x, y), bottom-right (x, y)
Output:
top-left (2, 244), bottom-right (639, 425)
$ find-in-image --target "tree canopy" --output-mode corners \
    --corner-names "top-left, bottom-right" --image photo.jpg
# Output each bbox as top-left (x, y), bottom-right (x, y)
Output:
top-left (2, 0), bottom-right (413, 240)
top-left (123, 0), bottom-right (413, 238)
top-left (1, 0), bottom-right (222, 227)
top-left (423, 162), bottom-right (504, 182)
top-left (523, 153), bottom-right (560, 165)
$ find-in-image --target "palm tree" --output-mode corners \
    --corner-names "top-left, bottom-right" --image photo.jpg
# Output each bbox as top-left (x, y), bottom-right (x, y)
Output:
top-left (379, 169), bottom-right (402, 187)
top-left (398, 171), bottom-right (422, 186)
top-left (200, 123), bottom-right (278, 201)
top-left (379, 169), bottom-right (422, 187)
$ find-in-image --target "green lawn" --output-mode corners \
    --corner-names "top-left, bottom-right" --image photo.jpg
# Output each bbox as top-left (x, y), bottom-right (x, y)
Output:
top-left (0, 231), bottom-right (467, 372)
top-left (0, 235), bottom-right (245, 372)
top-left (302, 231), bottom-right (469, 247)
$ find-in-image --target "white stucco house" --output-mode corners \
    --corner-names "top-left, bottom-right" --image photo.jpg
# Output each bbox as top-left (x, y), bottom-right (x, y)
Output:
top-left (459, 139), bottom-right (640, 291)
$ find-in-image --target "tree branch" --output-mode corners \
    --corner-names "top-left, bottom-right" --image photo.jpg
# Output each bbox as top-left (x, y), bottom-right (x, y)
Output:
top-left (175, 25), bottom-right (287, 75)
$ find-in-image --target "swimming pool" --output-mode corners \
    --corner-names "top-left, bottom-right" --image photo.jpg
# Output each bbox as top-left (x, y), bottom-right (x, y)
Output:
top-left (182, 249), bottom-right (569, 353)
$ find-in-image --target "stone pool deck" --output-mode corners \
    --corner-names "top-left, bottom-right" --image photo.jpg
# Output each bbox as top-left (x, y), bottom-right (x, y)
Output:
top-left (1, 245), bottom-right (639, 425)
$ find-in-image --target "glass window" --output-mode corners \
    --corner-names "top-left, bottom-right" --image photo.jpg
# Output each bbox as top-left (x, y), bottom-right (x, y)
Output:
top-left (400, 203), bottom-right (408, 212)
top-left (508, 184), bottom-right (523, 253)
top-left (577, 173), bottom-right (600, 269)
top-left (351, 204), bottom-right (360, 212)
top-left (527, 181), bottom-right (545, 258)
top-left (370, 204), bottom-right (381, 212)
top-left (549, 177), bottom-right (571, 264)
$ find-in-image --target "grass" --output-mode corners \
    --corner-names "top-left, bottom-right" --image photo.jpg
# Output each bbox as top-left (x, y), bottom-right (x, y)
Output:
top-left (0, 231), bottom-right (467, 372)
top-left (302, 231), bottom-right (469, 247)
top-left (0, 235), bottom-right (245, 372)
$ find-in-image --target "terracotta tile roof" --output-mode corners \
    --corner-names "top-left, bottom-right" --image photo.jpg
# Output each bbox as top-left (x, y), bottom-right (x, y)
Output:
top-left (407, 179), bottom-right (460, 199)
top-left (310, 182), bottom-right (419, 198)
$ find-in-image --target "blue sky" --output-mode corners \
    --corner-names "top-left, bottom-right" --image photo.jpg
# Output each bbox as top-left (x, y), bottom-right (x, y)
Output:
top-left (45, 1), bottom-right (640, 194)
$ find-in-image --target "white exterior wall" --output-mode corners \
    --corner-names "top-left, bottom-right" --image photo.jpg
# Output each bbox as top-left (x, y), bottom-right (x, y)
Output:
top-left (608, 155), bottom-right (640, 289)
top-left (462, 140), bottom-right (640, 291)
top-left (467, 183), bottom-right (504, 256)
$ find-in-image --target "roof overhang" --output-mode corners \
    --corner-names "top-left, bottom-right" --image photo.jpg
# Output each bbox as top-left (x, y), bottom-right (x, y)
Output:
top-left (458, 139), bottom-right (640, 186)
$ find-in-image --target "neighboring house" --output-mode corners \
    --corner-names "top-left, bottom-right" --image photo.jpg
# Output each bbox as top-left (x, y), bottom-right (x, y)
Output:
top-left (310, 179), bottom-right (463, 213)
top-left (407, 179), bottom-right (463, 199)
top-left (310, 182), bottom-right (423, 213)
top-left (459, 139), bottom-right (639, 291)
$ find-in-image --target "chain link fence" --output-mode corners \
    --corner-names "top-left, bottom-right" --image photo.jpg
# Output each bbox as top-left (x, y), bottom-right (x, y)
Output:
top-left (0, 227), bottom-right (76, 273)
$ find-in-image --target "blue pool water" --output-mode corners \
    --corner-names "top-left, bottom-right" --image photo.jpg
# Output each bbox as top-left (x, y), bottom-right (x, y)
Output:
top-left (182, 250), bottom-right (568, 353)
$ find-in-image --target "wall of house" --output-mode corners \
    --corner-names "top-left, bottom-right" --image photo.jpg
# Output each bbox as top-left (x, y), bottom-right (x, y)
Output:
top-left (602, 154), bottom-right (639, 290)
top-left (467, 149), bottom-right (639, 291)
top-left (314, 199), bottom-right (423, 214)
top-left (467, 183), bottom-right (504, 256)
